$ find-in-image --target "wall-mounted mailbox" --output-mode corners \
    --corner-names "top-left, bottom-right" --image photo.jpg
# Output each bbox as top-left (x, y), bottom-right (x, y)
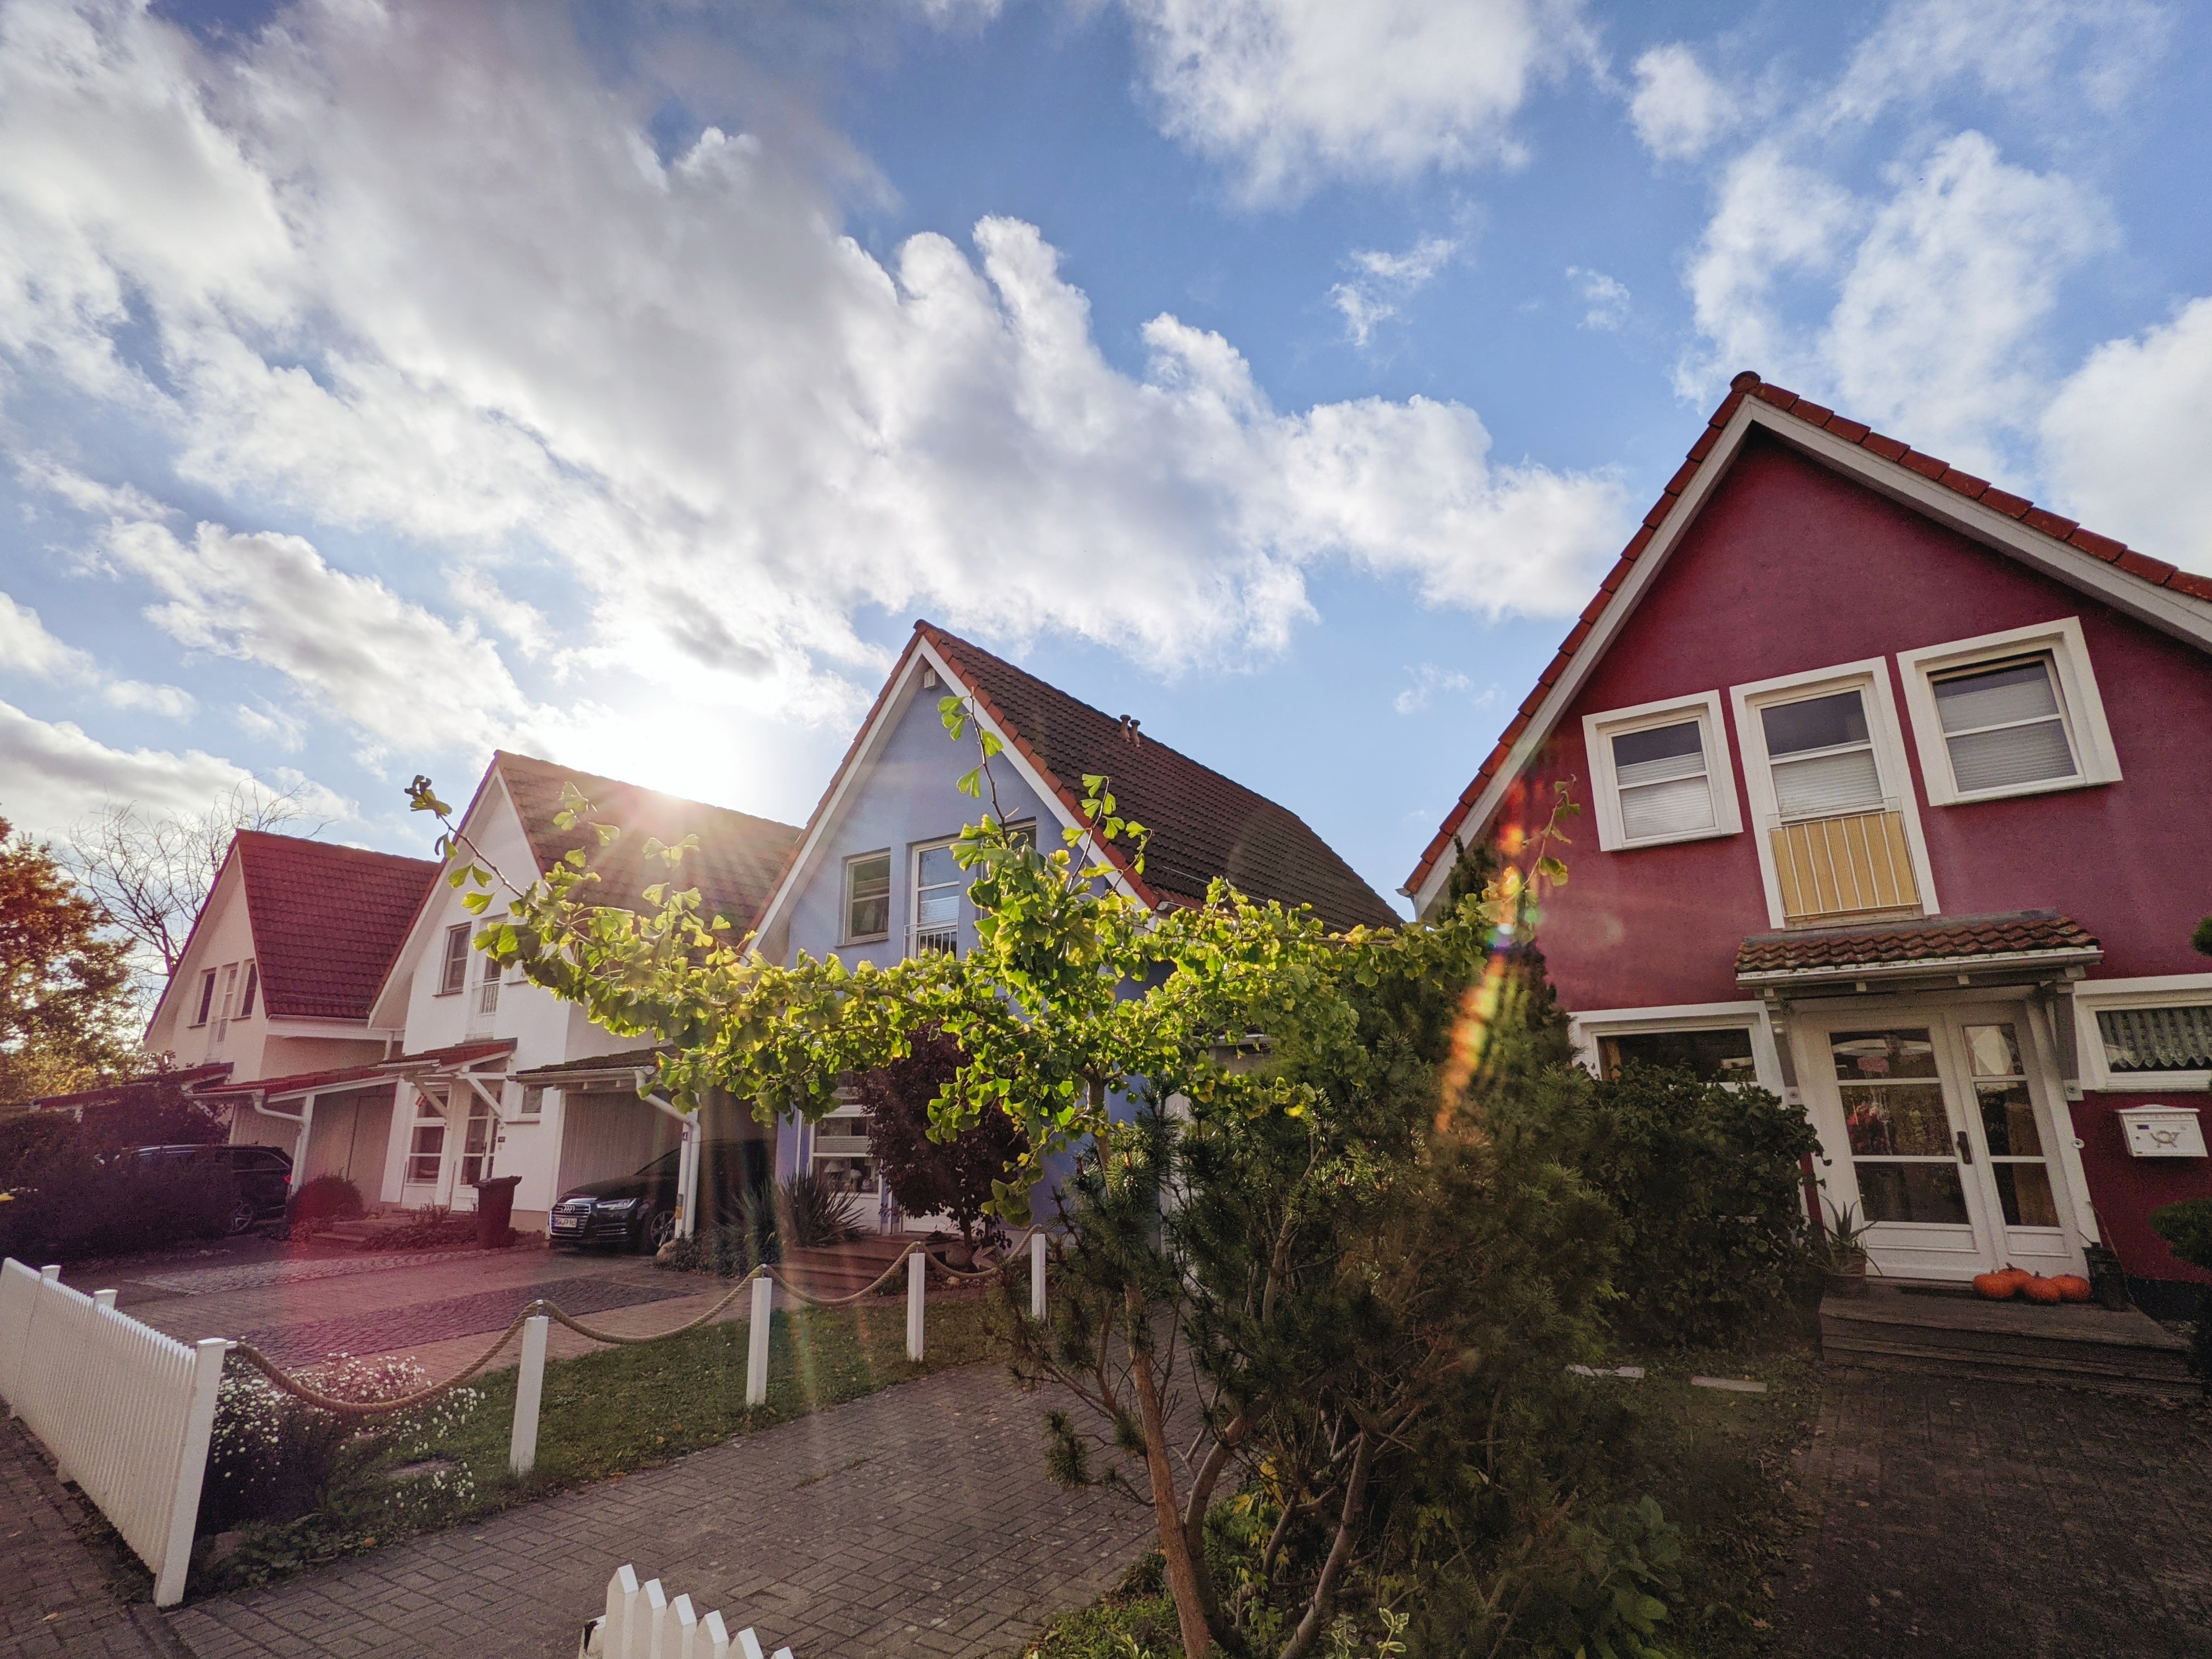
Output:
top-left (2119, 1105), bottom-right (2205, 1159)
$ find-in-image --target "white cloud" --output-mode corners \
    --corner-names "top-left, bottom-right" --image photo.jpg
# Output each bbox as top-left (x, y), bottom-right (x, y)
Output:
top-left (1566, 266), bottom-right (1629, 330)
top-left (97, 517), bottom-right (547, 758)
top-left (0, 584), bottom-right (195, 718)
top-left (0, 696), bottom-right (261, 839)
top-left (1821, 133), bottom-right (2106, 472)
top-left (1828, 0), bottom-right (2168, 126)
top-left (0, 590), bottom-right (85, 679)
top-left (0, 0), bottom-right (1628, 757)
top-left (2040, 297), bottom-right (2212, 574)
top-left (1121, 0), bottom-right (1596, 204)
top-left (1392, 663), bottom-right (1474, 715)
top-left (1628, 43), bottom-right (1735, 162)
top-left (1330, 236), bottom-right (1457, 348)
top-left (1678, 144), bottom-right (1861, 395)
top-left (235, 698), bottom-right (308, 752)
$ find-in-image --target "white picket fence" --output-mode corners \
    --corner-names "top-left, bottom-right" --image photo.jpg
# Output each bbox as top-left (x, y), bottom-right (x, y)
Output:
top-left (580, 1564), bottom-right (796, 1659)
top-left (0, 1258), bottom-right (228, 1606)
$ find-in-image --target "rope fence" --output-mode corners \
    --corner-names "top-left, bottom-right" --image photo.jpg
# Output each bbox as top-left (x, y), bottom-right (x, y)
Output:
top-left (223, 1227), bottom-right (1054, 1475)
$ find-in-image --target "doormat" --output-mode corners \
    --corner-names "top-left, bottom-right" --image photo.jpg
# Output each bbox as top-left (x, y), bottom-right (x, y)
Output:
top-left (234, 1276), bottom-right (690, 1369)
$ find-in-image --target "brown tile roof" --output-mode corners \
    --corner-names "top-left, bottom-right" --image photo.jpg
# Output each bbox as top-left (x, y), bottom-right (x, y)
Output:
top-left (1403, 371), bottom-right (2212, 902)
top-left (493, 752), bottom-right (802, 930)
top-left (190, 1060), bottom-right (395, 1099)
top-left (234, 833), bottom-right (441, 1021)
top-left (514, 1046), bottom-right (668, 1082)
top-left (921, 623), bottom-right (1401, 933)
top-left (1735, 911), bottom-right (2102, 981)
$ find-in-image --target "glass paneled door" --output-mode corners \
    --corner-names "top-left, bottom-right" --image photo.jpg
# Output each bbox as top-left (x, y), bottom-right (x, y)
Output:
top-left (1803, 1005), bottom-right (2080, 1280)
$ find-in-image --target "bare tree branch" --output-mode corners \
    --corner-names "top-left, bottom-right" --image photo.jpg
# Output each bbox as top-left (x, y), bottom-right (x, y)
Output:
top-left (67, 782), bottom-right (322, 977)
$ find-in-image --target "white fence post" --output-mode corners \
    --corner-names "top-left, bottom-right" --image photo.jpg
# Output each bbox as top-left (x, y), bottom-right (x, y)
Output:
top-left (1029, 1231), bottom-right (1047, 1322)
top-left (511, 1313), bottom-right (549, 1475)
top-left (744, 1276), bottom-right (772, 1407)
top-left (642, 1577), bottom-right (668, 1658)
top-left (906, 1251), bottom-right (925, 1364)
top-left (154, 1338), bottom-right (229, 1607)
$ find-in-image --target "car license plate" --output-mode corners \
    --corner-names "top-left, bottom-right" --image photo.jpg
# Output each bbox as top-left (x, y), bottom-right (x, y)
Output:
top-left (553, 1217), bottom-right (581, 1232)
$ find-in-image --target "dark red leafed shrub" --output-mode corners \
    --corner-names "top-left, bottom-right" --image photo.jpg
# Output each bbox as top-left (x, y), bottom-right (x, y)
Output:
top-left (286, 1174), bottom-right (364, 1228)
top-left (856, 1028), bottom-right (1024, 1247)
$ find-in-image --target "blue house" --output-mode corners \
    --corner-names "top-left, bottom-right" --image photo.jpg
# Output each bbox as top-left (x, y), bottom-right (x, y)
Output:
top-left (749, 620), bottom-right (1400, 1226)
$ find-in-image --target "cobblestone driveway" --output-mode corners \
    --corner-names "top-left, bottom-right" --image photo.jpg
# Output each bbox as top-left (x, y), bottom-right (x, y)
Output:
top-left (1778, 1368), bottom-right (2212, 1658)
top-left (170, 1364), bottom-right (1154, 1659)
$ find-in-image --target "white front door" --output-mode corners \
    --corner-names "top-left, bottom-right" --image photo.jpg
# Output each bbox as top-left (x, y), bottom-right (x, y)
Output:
top-left (1800, 1003), bottom-right (2083, 1281)
top-left (401, 1082), bottom-right (450, 1210)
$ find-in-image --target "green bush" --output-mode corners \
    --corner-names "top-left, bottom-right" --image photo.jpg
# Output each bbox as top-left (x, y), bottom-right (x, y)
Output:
top-left (2148, 1199), bottom-right (2212, 1386)
top-left (656, 1220), bottom-right (760, 1276)
top-left (0, 1145), bottom-right (236, 1262)
top-left (1574, 1064), bottom-right (1820, 1346)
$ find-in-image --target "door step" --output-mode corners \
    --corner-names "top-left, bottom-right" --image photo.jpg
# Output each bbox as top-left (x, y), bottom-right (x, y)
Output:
top-left (1820, 1286), bottom-right (2194, 1395)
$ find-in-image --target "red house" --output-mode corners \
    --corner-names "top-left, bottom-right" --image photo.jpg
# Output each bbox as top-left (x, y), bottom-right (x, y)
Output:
top-left (1406, 373), bottom-right (2212, 1302)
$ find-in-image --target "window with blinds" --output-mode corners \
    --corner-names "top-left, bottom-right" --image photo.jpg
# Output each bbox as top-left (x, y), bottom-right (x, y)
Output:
top-left (1760, 690), bottom-right (1883, 820)
top-left (1610, 719), bottom-right (1715, 842)
top-left (1931, 654), bottom-right (2077, 793)
top-left (2097, 1005), bottom-right (2212, 1074)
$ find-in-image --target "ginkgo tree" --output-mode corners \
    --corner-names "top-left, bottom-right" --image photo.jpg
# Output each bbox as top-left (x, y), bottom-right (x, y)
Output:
top-left (404, 700), bottom-right (1583, 1658)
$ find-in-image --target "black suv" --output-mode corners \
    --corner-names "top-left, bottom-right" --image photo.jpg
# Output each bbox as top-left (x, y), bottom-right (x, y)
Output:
top-left (131, 1144), bottom-right (294, 1234)
top-left (550, 1140), bottom-right (770, 1253)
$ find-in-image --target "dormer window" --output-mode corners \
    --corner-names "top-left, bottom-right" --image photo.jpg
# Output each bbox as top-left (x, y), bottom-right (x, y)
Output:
top-left (238, 961), bottom-right (258, 1020)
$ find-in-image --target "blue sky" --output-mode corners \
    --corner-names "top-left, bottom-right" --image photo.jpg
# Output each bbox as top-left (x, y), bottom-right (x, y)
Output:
top-left (2, 0), bottom-right (2208, 914)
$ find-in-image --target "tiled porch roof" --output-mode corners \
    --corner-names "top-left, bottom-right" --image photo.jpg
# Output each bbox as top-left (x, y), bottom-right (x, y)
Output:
top-left (190, 1060), bottom-right (397, 1101)
top-left (512, 1046), bottom-right (667, 1084)
top-left (1736, 911), bottom-right (2102, 984)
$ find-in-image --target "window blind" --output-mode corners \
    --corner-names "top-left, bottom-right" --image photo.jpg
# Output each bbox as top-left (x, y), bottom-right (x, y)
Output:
top-left (2097, 1005), bottom-right (2212, 1073)
top-left (1933, 657), bottom-right (2076, 792)
top-left (1611, 720), bottom-right (1713, 840)
top-left (1770, 748), bottom-right (1882, 817)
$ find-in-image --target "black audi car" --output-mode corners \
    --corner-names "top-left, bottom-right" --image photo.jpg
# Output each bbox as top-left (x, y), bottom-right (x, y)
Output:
top-left (129, 1143), bottom-right (294, 1234)
top-left (549, 1139), bottom-right (770, 1252)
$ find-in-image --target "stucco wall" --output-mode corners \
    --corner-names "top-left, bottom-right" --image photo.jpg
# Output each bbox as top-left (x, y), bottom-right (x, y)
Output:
top-left (1508, 433), bottom-right (2212, 1013)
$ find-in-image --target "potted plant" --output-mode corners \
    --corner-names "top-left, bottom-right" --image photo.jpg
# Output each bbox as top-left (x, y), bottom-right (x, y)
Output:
top-left (1820, 1200), bottom-right (1875, 1297)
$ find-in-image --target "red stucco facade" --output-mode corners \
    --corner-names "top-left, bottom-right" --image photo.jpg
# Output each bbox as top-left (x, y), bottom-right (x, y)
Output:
top-left (1486, 429), bottom-right (2212, 1286)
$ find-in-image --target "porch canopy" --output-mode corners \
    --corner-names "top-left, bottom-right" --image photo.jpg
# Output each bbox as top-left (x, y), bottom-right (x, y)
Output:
top-left (1736, 911), bottom-right (2103, 998)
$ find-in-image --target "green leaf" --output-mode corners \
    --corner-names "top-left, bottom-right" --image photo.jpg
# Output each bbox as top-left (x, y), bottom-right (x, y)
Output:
top-left (956, 767), bottom-right (983, 799)
top-left (461, 890), bottom-right (490, 915)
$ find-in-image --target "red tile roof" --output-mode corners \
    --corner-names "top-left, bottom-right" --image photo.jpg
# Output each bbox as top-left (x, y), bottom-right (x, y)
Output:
top-left (921, 623), bottom-right (1400, 932)
top-left (1735, 911), bottom-right (2101, 981)
top-left (31, 1063), bottom-right (233, 1111)
top-left (189, 1060), bottom-right (396, 1099)
top-left (234, 833), bottom-right (441, 1021)
top-left (493, 752), bottom-right (802, 930)
top-left (1403, 371), bottom-right (2212, 902)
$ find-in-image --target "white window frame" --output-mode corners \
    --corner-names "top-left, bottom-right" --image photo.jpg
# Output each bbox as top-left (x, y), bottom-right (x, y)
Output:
top-left (843, 850), bottom-right (892, 945)
top-left (1895, 617), bottom-right (2122, 806)
top-left (436, 923), bottom-right (471, 996)
top-left (1567, 1002), bottom-right (1786, 1096)
top-left (2072, 974), bottom-right (2212, 1092)
top-left (1583, 690), bottom-right (1742, 853)
top-left (1729, 657), bottom-right (1939, 930)
top-left (910, 837), bottom-right (964, 953)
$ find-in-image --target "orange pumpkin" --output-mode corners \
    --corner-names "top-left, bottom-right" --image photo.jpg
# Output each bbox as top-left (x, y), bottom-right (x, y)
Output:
top-left (2022, 1275), bottom-right (2065, 1304)
top-left (1996, 1266), bottom-right (2035, 1295)
top-left (2049, 1274), bottom-right (2093, 1302)
top-left (1972, 1271), bottom-right (2016, 1300)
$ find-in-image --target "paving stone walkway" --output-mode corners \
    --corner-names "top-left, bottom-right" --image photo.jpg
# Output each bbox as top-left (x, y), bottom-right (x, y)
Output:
top-left (2, 1419), bottom-right (191, 1659)
top-left (134, 1251), bottom-right (469, 1296)
top-left (168, 1364), bottom-right (1155, 1659)
top-left (232, 1274), bottom-right (687, 1367)
top-left (1777, 1368), bottom-right (2212, 1658)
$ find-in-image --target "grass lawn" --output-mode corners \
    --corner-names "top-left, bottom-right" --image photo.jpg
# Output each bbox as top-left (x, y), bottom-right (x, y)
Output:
top-left (1022, 1329), bottom-right (1822, 1659)
top-left (189, 1295), bottom-right (1006, 1596)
